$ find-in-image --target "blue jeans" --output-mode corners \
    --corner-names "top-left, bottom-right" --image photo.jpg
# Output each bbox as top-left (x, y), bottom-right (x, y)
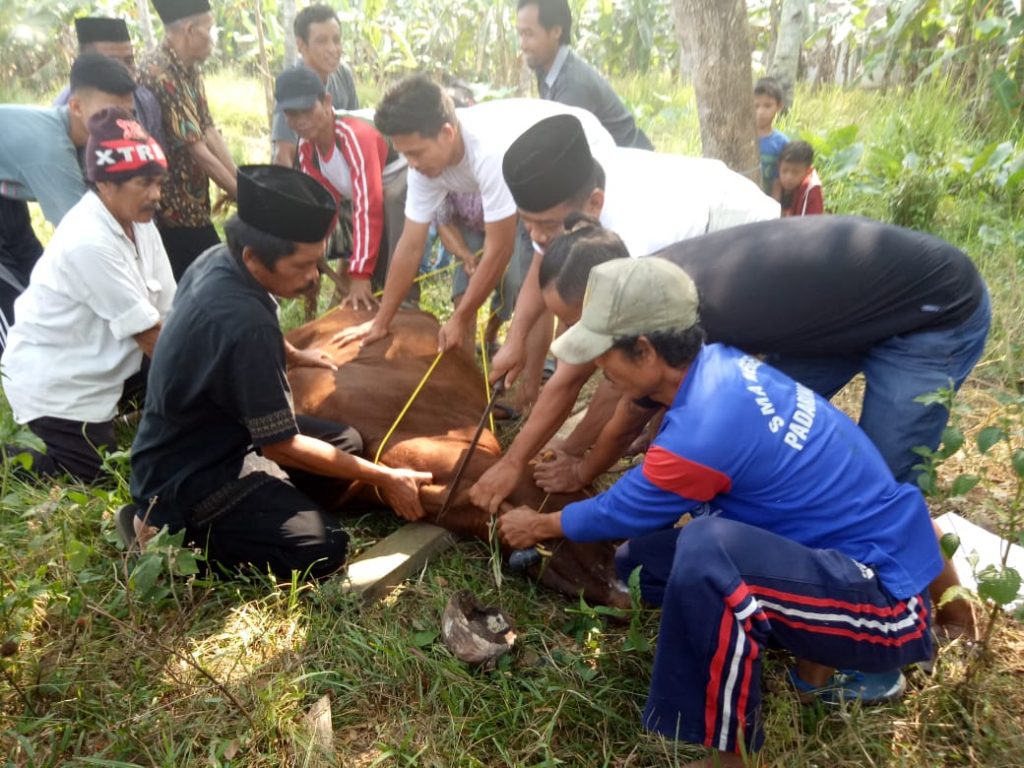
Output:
top-left (450, 223), bottom-right (533, 323)
top-left (767, 288), bottom-right (991, 483)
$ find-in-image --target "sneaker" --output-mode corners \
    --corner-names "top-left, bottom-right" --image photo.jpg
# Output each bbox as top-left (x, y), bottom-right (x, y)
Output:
top-left (115, 503), bottom-right (141, 553)
top-left (788, 667), bottom-right (906, 706)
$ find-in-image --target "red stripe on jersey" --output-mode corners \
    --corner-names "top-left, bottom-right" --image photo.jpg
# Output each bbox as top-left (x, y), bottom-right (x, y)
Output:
top-left (643, 445), bottom-right (732, 501)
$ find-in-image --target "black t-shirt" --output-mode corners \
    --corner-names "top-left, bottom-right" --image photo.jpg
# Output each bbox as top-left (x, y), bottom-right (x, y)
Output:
top-left (654, 216), bottom-right (985, 356)
top-left (130, 245), bottom-right (299, 529)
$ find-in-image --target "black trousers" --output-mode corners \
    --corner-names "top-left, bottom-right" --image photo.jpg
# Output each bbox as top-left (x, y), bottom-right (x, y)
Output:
top-left (0, 196), bottom-right (43, 352)
top-left (180, 415), bottom-right (364, 581)
top-left (6, 366), bottom-right (149, 483)
top-left (157, 223), bottom-right (220, 281)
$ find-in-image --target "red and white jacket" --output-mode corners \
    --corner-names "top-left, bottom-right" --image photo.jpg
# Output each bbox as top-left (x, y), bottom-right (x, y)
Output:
top-left (297, 116), bottom-right (394, 279)
top-left (782, 167), bottom-right (824, 217)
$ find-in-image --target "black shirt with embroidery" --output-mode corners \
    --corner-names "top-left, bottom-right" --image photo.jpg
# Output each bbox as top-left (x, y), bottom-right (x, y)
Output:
top-left (130, 244), bottom-right (299, 529)
top-left (654, 215), bottom-right (985, 357)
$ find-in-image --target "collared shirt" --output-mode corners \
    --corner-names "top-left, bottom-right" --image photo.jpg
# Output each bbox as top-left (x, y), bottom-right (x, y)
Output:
top-left (130, 244), bottom-right (299, 530)
top-left (537, 46), bottom-right (653, 150)
top-left (54, 84), bottom-right (167, 152)
top-left (0, 105), bottom-right (85, 225)
top-left (653, 216), bottom-right (985, 357)
top-left (403, 99), bottom-right (616, 225)
top-left (138, 40), bottom-right (215, 228)
top-left (1, 191), bottom-right (175, 423)
top-left (598, 148), bottom-right (779, 258)
top-left (560, 344), bottom-right (944, 600)
top-left (271, 59), bottom-right (360, 145)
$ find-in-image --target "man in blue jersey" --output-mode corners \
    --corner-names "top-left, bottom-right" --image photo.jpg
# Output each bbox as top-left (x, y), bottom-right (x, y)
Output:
top-left (498, 257), bottom-right (942, 767)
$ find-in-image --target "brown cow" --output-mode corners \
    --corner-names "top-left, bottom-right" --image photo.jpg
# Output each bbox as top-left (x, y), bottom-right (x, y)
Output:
top-left (286, 307), bottom-right (626, 607)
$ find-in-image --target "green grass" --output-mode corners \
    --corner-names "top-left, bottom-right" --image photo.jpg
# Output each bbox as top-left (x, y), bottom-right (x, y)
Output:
top-left (3, 70), bottom-right (1024, 766)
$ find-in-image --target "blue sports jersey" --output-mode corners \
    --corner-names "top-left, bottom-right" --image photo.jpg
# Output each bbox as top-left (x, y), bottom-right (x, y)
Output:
top-left (560, 344), bottom-right (943, 599)
top-left (759, 130), bottom-right (788, 194)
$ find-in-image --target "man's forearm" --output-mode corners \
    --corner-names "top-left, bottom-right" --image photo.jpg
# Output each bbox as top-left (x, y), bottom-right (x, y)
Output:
top-left (503, 252), bottom-right (546, 345)
top-left (273, 140), bottom-right (297, 168)
top-left (263, 433), bottom-right (392, 484)
top-left (188, 140), bottom-right (237, 198)
top-left (133, 323), bottom-right (161, 358)
top-left (204, 126), bottom-right (237, 177)
top-left (375, 228), bottom-right (427, 329)
top-left (578, 400), bottom-right (657, 483)
top-left (504, 363), bottom-right (594, 465)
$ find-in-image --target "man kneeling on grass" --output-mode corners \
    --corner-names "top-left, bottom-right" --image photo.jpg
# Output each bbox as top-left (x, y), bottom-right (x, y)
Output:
top-left (1, 108), bottom-right (174, 482)
top-left (126, 165), bottom-right (430, 580)
top-left (498, 257), bottom-right (941, 766)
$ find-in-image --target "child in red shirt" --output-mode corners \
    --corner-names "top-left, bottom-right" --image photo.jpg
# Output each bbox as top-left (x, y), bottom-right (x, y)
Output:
top-left (778, 140), bottom-right (824, 216)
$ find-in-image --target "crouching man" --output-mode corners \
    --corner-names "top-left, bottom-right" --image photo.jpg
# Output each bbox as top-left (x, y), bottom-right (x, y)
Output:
top-left (498, 257), bottom-right (941, 766)
top-left (1, 108), bottom-right (174, 482)
top-left (128, 165), bottom-right (431, 580)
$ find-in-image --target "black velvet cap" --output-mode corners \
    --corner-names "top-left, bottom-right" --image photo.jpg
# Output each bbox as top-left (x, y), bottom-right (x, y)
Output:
top-left (75, 17), bottom-right (131, 45)
top-left (69, 52), bottom-right (137, 95)
top-left (152, 0), bottom-right (212, 25)
top-left (237, 165), bottom-right (337, 244)
top-left (502, 114), bottom-right (596, 213)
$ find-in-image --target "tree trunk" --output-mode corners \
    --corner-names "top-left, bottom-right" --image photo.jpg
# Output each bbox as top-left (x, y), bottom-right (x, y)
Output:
top-left (136, 0), bottom-right (156, 51)
top-left (671, 0), bottom-right (760, 182)
top-left (767, 0), bottom-right (807, 110)
top-left (282, 0), bottom-right (297, 68)
top-left (253, 0), bottom-right (275, 126)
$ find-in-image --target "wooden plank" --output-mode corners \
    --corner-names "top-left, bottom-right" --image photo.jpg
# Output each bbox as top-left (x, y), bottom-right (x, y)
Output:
top-left (344, 522), bottom-right (455, 602)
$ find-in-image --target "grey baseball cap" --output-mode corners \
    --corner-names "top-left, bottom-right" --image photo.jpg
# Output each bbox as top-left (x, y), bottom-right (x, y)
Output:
top-left (550, 258), bottom-right (699, 365)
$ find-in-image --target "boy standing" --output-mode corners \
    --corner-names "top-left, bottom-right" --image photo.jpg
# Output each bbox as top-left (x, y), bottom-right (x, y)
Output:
top-left (778, 140), bottom-right (824, 216)
top-left (754, 77), bottom-right (788, 199)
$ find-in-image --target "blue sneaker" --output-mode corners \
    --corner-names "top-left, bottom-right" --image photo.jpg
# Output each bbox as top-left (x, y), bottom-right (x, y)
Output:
top-left (789, 667), bottom-right (906, 705)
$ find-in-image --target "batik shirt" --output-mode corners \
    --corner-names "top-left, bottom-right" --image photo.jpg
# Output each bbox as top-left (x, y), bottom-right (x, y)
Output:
top-left (138, 40), bottom-right (215, 228)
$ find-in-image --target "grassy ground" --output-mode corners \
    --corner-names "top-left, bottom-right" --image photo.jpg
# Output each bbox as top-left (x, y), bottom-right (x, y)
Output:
top-left (2, 71), bottom-right (1024, 766)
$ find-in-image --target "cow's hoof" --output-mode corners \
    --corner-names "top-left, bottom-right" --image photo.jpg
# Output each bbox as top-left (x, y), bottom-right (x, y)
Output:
top-left (441, 590), bottom-right (516, 666)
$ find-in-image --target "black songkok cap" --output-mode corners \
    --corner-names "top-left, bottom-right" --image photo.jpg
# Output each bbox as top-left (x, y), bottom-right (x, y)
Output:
top-left (70, 52), bottom-right (137, 95)
top-left (237, 165), bottom-right (337, 244)
top-left (502, 114), bottom-right (596, 213)
top-left (75, 17), bottom-right (131, 45)
top-left (152, 0), bottom-right (212, 25)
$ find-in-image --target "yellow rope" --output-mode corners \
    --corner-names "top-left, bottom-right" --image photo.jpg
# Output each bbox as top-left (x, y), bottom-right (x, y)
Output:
top-left (371, 350), bottom-right (445, 502)
top-left (371, 261), bottom-right (458, 299)
top-left (368, 246), bottom-right (509, 500)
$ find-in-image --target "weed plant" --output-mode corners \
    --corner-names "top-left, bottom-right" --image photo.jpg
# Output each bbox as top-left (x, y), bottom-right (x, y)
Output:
top-left (2, 71), bottom-right (1024, 765)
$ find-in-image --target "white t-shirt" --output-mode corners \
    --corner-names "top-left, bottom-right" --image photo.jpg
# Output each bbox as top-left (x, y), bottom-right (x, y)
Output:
top-left (600, 149), bottom-right (780, 257)
top-left (2, 191), bottom-right (176, 423)
top-left (317, 143), bottom-right (353, 199)
top-left (403, 99), bottom-right (617, 225)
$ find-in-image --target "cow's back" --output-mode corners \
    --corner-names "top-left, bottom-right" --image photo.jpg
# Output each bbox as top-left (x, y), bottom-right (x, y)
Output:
top-left (287, 307), bottom-right (622, 606)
